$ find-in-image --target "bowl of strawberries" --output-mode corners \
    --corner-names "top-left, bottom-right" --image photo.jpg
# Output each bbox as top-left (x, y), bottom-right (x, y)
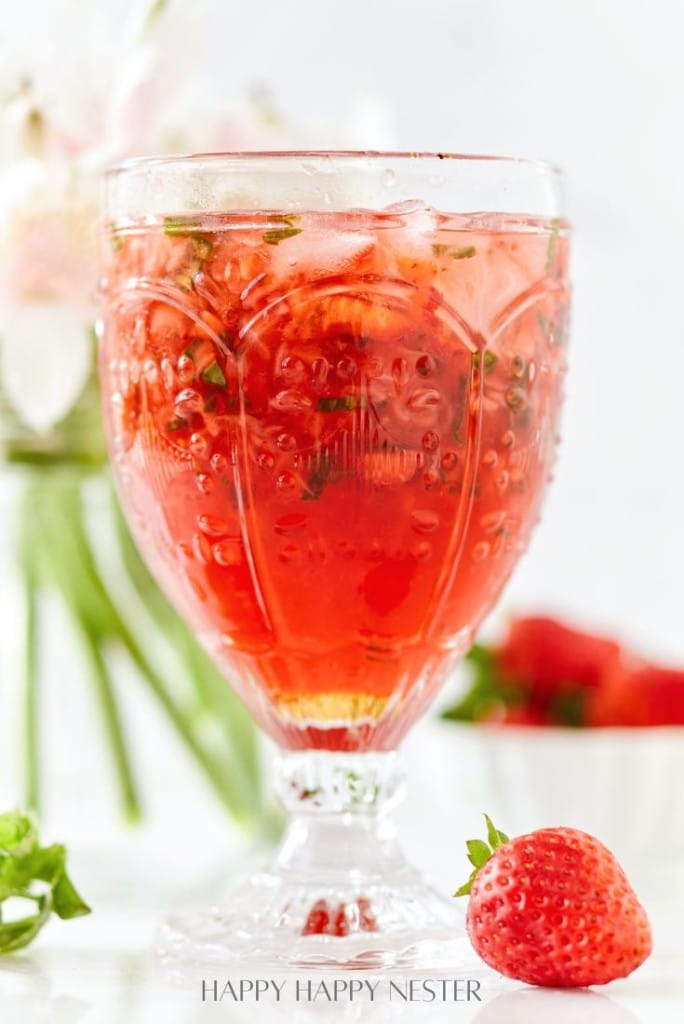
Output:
top-left (440, 614), bottom-right (684, 914)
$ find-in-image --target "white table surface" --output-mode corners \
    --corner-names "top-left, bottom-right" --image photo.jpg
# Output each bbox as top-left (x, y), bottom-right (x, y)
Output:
top-left (0, 903), bottom-right (681, 1024)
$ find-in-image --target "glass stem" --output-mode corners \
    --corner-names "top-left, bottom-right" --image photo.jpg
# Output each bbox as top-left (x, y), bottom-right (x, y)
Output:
top-left (271, 750), bottom-right (412, 886)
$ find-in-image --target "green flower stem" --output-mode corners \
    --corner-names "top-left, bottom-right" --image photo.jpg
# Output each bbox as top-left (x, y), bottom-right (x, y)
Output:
top-left (22, 569), bottom-right (40, 814)
top-left (52, 475), bottom-right (261, 828)
top-left (72, 621), bottom-right (142, 824)
top-left (111, 494), bottom-right (262, 808)
top-left (28, 476), bottom-right (143, 823)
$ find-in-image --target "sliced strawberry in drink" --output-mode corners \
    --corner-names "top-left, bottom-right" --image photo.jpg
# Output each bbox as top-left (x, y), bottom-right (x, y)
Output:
top-left (301, 898), bottom-right (332, 935)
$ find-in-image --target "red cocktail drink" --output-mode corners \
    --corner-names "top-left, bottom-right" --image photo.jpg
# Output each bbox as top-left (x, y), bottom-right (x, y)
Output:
top-left (100, 153), bottom-right (569, 967)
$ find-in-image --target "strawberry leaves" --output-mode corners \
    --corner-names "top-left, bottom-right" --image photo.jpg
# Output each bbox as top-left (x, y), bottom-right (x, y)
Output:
top-left (454, 814), bottom-right (510, 897)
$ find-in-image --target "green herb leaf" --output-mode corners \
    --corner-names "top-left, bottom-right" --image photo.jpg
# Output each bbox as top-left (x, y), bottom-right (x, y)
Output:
top-left (317, 395), bottom-right (360, 412)
top-left (163, 217), bottom-right (203, 237)
top-left (432, 243), bottom-right (476, 260)
top-left (201, 361), bottom-right (227, 388)
top-left (0, 811), bottom-right (90, 953)
top-left (471, 350), bottom-right (497, 372)
top-left (263, 226), bottom-right (303, 245)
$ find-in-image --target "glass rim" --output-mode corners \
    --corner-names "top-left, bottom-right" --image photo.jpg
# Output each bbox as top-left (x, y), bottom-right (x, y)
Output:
top-left (105, 149), bottom-right (564, 180)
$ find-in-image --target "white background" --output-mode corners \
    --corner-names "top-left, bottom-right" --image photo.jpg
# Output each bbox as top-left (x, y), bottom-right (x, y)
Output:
top-left (1, 2), bottom-right (683, 1021)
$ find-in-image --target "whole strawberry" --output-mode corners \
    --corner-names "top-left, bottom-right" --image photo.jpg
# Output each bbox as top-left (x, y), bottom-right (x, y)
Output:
top-left (456, 816), bottom-right (652, 988)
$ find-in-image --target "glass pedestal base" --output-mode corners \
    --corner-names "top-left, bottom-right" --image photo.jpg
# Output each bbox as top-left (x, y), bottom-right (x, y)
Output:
top-left (156, 751), bottom-right (476, 970)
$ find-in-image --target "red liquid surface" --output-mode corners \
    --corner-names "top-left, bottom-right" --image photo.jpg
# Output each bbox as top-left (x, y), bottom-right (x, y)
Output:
top-left (101, 204), bottom-right (569, 750)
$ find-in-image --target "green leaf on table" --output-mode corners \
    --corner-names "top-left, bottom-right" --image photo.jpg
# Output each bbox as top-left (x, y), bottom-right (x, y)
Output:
top-left (0, 811), bottom-right (90, 954)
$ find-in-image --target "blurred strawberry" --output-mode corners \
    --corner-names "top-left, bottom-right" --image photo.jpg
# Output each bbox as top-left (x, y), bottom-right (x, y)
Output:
top-left (442, 614), bottom-right (622, 726)
top-left (588, 661), bottom-right (684, 726)
top-left (494, 615), bottom-right (621, 703)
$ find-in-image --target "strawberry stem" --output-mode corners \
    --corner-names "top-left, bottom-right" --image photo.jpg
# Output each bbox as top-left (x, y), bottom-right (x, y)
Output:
top-left (454, 814), bottom-right (510, 897)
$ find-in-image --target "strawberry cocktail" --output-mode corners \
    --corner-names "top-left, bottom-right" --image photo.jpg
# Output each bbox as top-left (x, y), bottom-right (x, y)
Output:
top-left (100, 153), bottom-right (569, 967)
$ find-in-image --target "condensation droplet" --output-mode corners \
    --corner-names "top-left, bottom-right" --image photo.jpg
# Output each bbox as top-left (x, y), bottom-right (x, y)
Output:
top-left (501, 430), bottom-right (515, 449)
top-left (408, 388), bottom-right (441, 410)
top-left (177, 354), bottom-right (195, 382)
top-left (271, 389), bottom-right (312, 413)
top-left (175, 388), bottom-right (203, 414)
top-left (276, 432), bottom-right (297, 452)
top-left (412, 541), bottom-right (432, 562)
top-left (482, 449), bottom-right (498, 469)
top-left (441, 451), bottom-right (459, 471)
top-left (213, 540), bottom-right (241, 567)
top-left (495, 470), bottom-right (510, 492)
top-left (211, 452), bottom-right (228, 472)
top-left (276, 471), bottom-right (297, 492)
top-left (335, 357), bottom-right (357, 381)
top-left (280, 355), bottom-right (306, 382)
top-left (279, 543), bottom-right (302, 564)
top-left (189, 432), bottom-right (208, 457)
top-left (422, 430), bottom-right (440, 451)
top-left (511, 355), bottom-right (526, 379)
top-left (411, 509), bottom-right (440, 534)
top-left (274, 513), bottom-right (308, 535)
top-left (416, 354), bottom-right (436, 377)
top-left (472, 541), bottom-right (491, 563)
top-left (161, 357), bottom-right (176, 390)
top-left (143, 358), bottom-right (159, 383)
top-left (505, 387), bottom-right (526, 412)
top-left (423, 469), bottom-right (440, 490)
top-left (480, 511), bottom-right (505, 533)
top-left (257, 449), bottom-right (275, 471)
top-left (196, 472), bottom-right (214, 494)
top-left (197, 514), bottom-right (231, 537)
top-left (287, 255), bottom-right (298, 267)
top-left (192, 532), bottom-right (213, 563)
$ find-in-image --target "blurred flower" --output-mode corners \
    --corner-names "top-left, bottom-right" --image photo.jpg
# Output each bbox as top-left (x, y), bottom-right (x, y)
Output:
top-left (0, 0), bottom-right (394, 434)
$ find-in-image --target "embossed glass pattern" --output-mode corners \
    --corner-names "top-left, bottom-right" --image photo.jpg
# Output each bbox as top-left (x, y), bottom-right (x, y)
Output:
top-left (99, 152), bottom-right (569, 967)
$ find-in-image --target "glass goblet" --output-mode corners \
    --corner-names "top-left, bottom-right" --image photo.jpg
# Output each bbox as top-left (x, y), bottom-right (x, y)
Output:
top-left (100, 152), bottom-right (569, 968)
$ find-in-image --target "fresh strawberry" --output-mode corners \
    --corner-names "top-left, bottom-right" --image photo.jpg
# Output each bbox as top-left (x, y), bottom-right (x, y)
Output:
top-left (588, 661), bottom-right (684, 726)
top-left (456, 815), bottom-right (652, 988)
